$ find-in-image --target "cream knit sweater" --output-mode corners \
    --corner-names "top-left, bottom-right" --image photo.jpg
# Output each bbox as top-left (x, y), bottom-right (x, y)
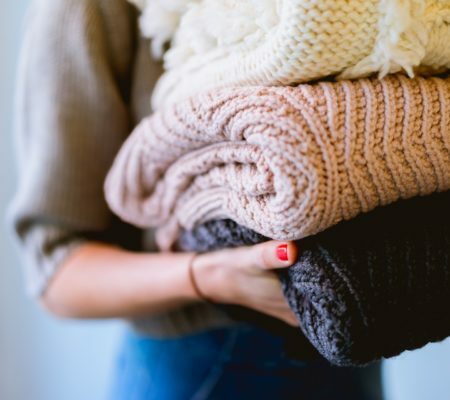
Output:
top-left (105, 74), bottom-right (450, 250)
top-left (129, 0), bottom-right (450, 109)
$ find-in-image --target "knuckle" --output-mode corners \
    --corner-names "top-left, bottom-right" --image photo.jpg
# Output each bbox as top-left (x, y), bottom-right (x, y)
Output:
top-left (256, 244), bottom-right (272, 269)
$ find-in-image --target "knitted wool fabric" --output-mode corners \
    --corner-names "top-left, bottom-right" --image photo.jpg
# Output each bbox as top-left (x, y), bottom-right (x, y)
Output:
top-left (129, 0), bottom-right (450, 109)
top-left (104, 74), bottom-right (450, 250)
top-left (177, 191), bottom-right (450, 367)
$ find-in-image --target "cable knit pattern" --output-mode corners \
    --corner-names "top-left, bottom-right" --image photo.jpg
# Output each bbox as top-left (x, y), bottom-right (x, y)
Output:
top-left (104, 74), bottom-right (450, 250)
top-left (129, 0), bottom-right (450, 108)
top-left (177, 191), bottom-right (450, 366)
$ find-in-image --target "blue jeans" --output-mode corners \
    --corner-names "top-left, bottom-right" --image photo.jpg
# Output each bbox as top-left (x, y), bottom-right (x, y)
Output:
top-left (109, 325), bottom-right (381, 400)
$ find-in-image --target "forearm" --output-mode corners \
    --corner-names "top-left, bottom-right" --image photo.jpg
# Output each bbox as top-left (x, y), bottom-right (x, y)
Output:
top-left (42, 242), bottom-right (199, 319)
top-left (41, 239), bottom-right (299, 327)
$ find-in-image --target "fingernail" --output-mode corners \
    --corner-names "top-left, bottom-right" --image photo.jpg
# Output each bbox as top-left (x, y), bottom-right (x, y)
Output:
top-left (276, 244), bottom-right (288, 261)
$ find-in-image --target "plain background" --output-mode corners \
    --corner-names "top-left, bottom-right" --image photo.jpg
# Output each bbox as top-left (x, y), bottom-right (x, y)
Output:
top-left (2, 1), bottom-right (450, 400)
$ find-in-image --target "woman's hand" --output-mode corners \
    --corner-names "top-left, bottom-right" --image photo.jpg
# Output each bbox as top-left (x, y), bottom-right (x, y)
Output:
top-left (41, 241), bottom-right (298, 325)
top-left (191, 241), bottom-right (299, 326)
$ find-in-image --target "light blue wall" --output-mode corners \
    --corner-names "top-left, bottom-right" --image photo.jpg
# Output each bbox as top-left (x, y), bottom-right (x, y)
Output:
top-left (383, 339), bottom-right (450, 400)
top-left (0, 2), bottom-right (124, 400)
top-left (2, 2), bottom-right (450, 400)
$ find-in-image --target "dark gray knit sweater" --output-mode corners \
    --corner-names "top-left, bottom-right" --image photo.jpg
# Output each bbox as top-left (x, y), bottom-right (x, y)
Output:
top-left (178, 191), bottom-right (450, 366)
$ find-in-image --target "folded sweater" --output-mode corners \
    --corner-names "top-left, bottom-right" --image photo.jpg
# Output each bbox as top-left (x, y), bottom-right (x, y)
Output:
top-left (129, 0), bottom-right (450, 108)
top-left (105, 74), bottom-right (450, 250)
top-left (178, 191), bottom-right (450, 366)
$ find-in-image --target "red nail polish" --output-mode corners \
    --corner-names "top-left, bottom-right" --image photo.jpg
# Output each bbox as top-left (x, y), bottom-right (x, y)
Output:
top-left (276, 244), bottom-right (289, 261)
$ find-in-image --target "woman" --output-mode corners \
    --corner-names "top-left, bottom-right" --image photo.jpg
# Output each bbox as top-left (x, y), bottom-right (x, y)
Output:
top-left (8, 0), bottom-right (381, 398)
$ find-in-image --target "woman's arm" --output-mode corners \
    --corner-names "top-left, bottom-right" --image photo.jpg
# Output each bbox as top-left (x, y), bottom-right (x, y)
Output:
top-left (9, 0), bottom-right (298, 328)
top-left (42, 241), bottom-right (299, 326)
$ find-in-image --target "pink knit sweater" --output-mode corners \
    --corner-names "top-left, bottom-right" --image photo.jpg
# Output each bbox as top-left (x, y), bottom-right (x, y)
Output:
top-left (105, 74), bottom-right (450, 249)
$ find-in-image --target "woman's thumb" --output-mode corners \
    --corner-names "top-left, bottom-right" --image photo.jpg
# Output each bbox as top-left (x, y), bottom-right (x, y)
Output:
top-left (251, 241), bottom-right (298, 270)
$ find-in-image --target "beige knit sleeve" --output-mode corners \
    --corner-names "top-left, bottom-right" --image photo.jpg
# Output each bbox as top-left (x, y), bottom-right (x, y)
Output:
top-left (7, 0), bottom-right (144, 296)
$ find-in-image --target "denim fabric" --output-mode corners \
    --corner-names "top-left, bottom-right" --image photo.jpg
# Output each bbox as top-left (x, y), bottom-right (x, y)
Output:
top-left (109, 325), bottom-right (382, 400)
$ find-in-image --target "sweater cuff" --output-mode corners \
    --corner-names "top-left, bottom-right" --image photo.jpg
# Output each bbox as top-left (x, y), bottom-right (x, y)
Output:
top-left (15, 223), bottom-right (87, 298)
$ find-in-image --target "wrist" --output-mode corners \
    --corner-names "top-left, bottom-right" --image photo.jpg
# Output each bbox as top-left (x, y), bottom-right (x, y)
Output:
top-left (187, 253), bottom-right (213, 303)
top-left (190, 252), bottom-right (228, 304)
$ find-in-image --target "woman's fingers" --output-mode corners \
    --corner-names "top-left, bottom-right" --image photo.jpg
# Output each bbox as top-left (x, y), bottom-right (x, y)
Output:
top-left (258, 304), bottom-right (299, 327)
top-left (280, 311), bottom-right (300, 327)
top-left (250, 241), bottom-right (298, 270)
top-left (194, 240), bottom-right (301, 326)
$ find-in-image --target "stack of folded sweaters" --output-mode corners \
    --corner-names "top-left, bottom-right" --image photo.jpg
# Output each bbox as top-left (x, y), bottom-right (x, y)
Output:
top-left (105, 0), bottom-right (450, 366)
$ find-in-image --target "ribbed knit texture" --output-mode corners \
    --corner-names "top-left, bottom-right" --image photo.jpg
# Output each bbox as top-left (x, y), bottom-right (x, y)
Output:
top-left (105, 74), bottom-right (450, 250)
top-left (178, 191), bottom-right (450, 366)
top-left (129, 0), bottom-right (450, 108)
